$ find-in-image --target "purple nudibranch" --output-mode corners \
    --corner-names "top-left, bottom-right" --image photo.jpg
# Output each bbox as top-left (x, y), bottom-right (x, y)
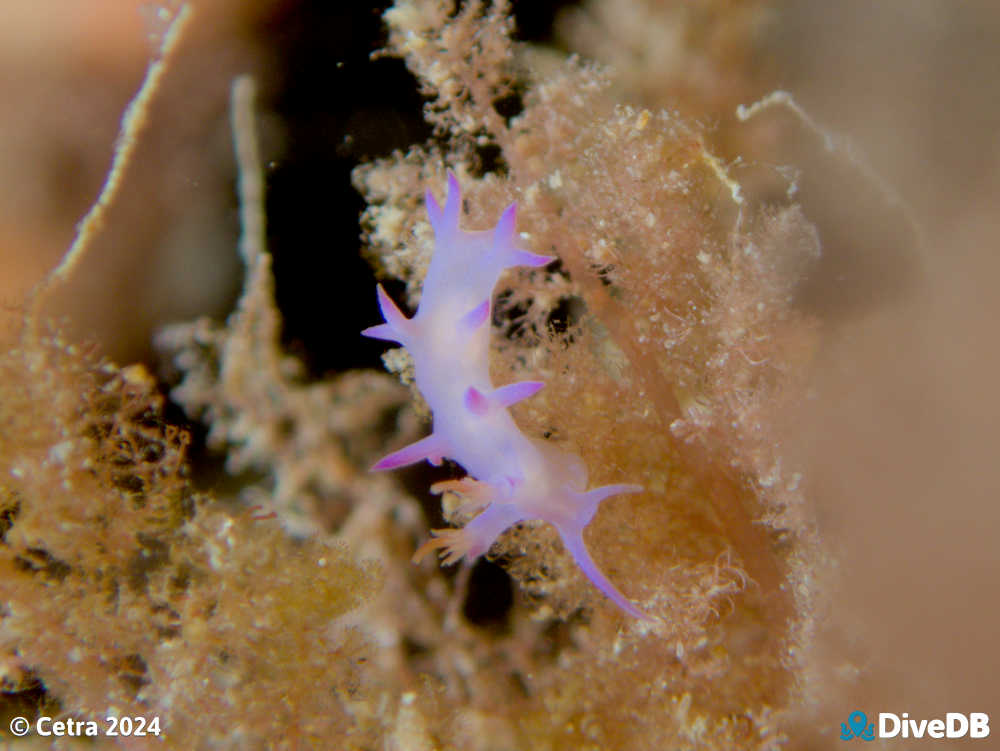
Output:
top-left (363, 173), bottom-right (649, 619)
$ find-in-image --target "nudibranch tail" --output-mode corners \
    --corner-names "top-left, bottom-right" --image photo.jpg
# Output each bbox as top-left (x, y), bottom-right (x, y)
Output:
top-left (557, 525), bottom-right (652, 621)
top-left (578, 483), bottom-right (645, 514)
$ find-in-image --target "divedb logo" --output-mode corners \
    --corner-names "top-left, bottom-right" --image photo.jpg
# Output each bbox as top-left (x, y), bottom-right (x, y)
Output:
top-left (841, 710), bottom-right (990, 741)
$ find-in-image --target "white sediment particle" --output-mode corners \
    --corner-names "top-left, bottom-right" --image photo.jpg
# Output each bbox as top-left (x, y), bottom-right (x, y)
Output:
top-left (49, 440), bottom-right (74, 464)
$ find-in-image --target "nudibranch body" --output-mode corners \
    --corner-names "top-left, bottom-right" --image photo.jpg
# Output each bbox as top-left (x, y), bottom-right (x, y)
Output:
top-left (363, 173), bottom-right (648, 619)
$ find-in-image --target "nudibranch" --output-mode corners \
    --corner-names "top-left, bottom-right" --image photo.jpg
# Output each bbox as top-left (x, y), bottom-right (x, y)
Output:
top-left (362, 173), bottom-right (648, 619)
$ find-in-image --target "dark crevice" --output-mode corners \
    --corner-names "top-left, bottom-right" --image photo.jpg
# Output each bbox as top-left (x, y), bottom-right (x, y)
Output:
top-left (463, 558), bottom-right (514, 628)
top-left (256, 2), bottom-right (431, 378)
